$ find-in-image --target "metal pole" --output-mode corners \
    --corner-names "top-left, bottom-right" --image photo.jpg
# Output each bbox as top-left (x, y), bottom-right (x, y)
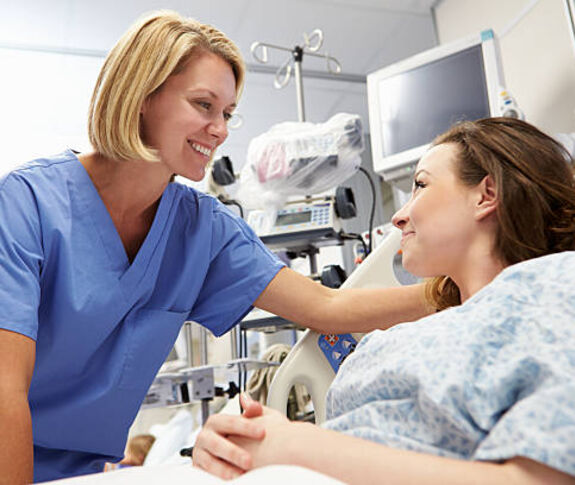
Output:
top-left (293, 46), bottom-right (305, 122)
top-left (200, 327), bottom-right (209, 365)
top-left (184, 321), bottom-right (194, 367)
top-left (231, 325), bottom-right (239, 360)
top-left (199, 326), bottom-right (211, 424)
top-left (308, 249), bottom-right (318, 276)
top-left (201, 400), bottom-right (210, 425)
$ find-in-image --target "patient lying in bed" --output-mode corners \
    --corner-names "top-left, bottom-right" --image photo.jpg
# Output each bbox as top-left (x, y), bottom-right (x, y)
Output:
top-left (324, 250), bottom-right (575, 469)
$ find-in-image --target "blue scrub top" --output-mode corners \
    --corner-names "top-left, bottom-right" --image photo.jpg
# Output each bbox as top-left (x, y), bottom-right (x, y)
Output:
top-left (0, 150), bottom-right (285, 482)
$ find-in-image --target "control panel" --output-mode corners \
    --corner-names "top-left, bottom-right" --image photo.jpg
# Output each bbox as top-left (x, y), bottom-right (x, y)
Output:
top-left (318, 333), bottom-right (357, 373)
top-left (247, 201), bottom-right (342, 249)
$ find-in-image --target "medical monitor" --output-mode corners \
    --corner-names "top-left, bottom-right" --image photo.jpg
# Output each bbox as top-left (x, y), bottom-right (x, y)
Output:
top-left (367, 30), bottom-right (505, 180)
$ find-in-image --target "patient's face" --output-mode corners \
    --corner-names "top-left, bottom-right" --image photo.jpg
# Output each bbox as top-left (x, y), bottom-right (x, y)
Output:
top-left (391, 143), bottom-right (479, 278)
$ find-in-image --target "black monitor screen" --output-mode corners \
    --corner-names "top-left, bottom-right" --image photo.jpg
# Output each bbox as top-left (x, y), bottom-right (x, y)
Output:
top-left (377, 45), bottom-right (490, 158)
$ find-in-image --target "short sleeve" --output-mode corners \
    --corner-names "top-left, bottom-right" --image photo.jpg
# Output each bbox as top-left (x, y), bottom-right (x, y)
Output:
top-left (188, 205), bottom-right (285, 336)
top-left (0, 174), bottom-right (43, 339)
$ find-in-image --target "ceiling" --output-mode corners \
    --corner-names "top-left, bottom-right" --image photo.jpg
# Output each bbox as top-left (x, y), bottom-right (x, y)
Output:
top-left (0, 0), bottom-right (439, 171)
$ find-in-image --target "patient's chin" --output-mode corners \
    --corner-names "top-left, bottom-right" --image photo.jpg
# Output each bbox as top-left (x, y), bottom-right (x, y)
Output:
top-left (401, 258), bottom-right (434, 280)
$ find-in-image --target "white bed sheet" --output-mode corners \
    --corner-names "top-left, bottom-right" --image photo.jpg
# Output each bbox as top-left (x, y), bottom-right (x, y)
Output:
top-left (44, 463), bottom-right (346, 485)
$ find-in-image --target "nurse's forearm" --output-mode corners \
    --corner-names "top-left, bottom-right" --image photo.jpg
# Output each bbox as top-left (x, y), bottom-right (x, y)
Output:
top-left (0, 392), bottom-right (33, 484)
top-left (255, 268), bottom-right (433, 334)
top-left (321, 283), bottom-right (433, 333)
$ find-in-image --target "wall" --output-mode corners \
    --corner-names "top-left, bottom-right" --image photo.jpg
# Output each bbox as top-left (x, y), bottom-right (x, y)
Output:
top-left (434, 0), bottom-right (575, 134)
top-left (0, 49), bottom-right (101, 174)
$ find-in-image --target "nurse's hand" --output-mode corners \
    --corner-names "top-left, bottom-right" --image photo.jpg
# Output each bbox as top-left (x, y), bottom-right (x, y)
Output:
top-left (193, 393), bottom-right (266, 479)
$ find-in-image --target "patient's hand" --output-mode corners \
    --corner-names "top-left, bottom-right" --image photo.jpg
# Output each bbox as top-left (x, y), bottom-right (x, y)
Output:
top-left (228, 404), bottom-right (293, 469)
top-left (193, 394), bottom-right (266, 479)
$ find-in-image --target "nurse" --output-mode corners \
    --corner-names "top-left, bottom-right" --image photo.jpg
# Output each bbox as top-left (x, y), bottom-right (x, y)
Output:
top-left (193, 118), bottom-right (575, 484)
top-left (0, 10), bottom-right (431, 483)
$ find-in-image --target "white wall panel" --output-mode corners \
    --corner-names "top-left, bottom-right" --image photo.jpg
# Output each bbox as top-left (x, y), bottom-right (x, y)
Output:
top-left (0, 48), bottom-right (101, 173)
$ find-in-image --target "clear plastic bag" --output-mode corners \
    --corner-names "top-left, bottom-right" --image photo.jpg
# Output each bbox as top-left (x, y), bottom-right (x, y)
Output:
top-left (237, 113), bottom-right (364, 209)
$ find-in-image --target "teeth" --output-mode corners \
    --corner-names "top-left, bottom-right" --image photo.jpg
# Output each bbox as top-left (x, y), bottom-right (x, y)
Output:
top-left (190, 142), bottom-right (212, 157)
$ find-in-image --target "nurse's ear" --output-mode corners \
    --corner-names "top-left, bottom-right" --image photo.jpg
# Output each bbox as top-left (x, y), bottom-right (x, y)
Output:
top-left (140, 91), bottom-right (155, 117)
top-left (474, 174), bottom-right (498, 221)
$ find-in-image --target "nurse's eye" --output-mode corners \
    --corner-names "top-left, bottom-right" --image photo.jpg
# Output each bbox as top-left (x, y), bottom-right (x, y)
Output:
top-left (196, 101), bottom-right (212, 111)
top-left (223, 111), bottom-right (233, 122)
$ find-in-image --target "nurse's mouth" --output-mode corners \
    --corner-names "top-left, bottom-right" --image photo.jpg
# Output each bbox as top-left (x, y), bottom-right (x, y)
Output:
top-left (188, 141), bottom-right (213, 157)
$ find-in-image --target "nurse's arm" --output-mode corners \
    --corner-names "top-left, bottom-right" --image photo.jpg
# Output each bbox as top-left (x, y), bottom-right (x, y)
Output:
top-left (254, 267), bottom-right (432, 334)
top-left (0, 329), bottom-right (36, 484)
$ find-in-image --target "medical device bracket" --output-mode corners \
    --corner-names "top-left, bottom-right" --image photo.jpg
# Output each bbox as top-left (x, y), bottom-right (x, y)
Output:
top-left (143, 359), bottom-right (280, 424)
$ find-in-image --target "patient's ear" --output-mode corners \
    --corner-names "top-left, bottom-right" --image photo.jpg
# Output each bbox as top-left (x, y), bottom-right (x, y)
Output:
top-left (474, 174), bottom-right (498, 221)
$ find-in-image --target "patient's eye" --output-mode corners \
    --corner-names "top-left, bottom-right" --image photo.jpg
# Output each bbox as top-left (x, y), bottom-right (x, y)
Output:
top-left (413, 179), bottom-right (426, 191)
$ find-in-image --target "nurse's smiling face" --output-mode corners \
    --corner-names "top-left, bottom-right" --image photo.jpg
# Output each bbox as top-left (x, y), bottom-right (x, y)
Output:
top-left (140, 50), bottom-right (237, 181)
top-left (391, 143), bottom-right (480, 279)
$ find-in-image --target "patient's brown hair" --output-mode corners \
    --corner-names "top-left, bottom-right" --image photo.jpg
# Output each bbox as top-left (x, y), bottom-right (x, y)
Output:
top-left (426, 117), bottom-right (575, 310)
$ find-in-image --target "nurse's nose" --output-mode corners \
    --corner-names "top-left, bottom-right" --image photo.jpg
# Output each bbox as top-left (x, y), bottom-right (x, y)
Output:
top-left (207, 114), bottom-right (228, 143)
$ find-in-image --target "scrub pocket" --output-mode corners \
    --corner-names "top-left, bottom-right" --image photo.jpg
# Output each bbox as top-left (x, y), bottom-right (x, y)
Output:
top-left (118, 308), bottom-right (188, 390)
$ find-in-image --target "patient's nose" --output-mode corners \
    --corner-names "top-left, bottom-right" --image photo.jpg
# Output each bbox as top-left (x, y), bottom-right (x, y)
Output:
top-left (392, 205), bottom-right (408, 229)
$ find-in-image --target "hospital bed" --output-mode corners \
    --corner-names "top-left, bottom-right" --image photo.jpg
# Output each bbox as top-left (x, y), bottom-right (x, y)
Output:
top-left (267, 226), bottom-right (403, 423)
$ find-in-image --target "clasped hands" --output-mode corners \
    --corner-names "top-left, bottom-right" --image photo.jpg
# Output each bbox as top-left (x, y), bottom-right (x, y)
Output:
top-left (192, 393), bottom-right (294, 480)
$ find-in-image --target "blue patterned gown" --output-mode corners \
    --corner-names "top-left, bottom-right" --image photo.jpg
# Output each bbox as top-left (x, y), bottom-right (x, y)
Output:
top-left (324, 251), bottom-right (575, 477)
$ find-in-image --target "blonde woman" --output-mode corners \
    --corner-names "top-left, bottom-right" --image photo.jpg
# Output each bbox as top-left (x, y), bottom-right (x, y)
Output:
top-left (0, 11), bottom-right (431, 483)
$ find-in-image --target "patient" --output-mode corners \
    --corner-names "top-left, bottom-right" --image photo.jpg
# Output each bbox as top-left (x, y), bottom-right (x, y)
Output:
top-left (193, 118), bottom-right (575, 484)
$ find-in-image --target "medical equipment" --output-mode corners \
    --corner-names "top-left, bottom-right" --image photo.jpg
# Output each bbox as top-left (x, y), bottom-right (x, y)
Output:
top-left (207, 156), bottom-right (246, 219)
top-left (251, 29), bottom-right (341, 122)
top-left (267, 226), bottom-right (402, 423)
top-left (367, 29), bottom-right (508, 181)
top-left (243, 33), bottom-right (364, 211)
top-left (143, 359), bottom-right (279, 423)
top-left (247, 198), bottom-right (343, 250)
top-left (499, 89), bottom-right (525, 120)
top-left (237, 113), bottom-right (364, 211)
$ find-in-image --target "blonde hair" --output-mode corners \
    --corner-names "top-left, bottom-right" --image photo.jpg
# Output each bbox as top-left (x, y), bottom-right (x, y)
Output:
top-left (424, 117), bottom-right (575, 310)
top-left (88, 10), bottom-right (245, 163)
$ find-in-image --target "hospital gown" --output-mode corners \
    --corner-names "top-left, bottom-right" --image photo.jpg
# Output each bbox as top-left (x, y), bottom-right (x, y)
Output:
top-left (0, 150), bottom-right (285, 482)
top-left (324, 251), bottom-right (575, 477)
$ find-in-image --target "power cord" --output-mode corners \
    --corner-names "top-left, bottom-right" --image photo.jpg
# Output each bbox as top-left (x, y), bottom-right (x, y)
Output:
top-left (339, 230), bottom-right (368, 258)
top-left (217, 195), bottom-right (245, 219)
top-left (358, 167), bottom-right (376, 255)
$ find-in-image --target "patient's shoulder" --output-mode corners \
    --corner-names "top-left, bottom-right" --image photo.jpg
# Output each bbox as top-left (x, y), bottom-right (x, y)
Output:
top-left (501, 251), bottom-right (575, 282)
top-left (470, 251), bottom-right (575, 309)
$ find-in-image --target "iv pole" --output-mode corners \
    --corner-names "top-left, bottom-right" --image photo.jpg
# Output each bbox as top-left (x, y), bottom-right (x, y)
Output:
top-left (250, 31), bottom-right (343, 276)
top-left (251, 29), bottom-right (342, 122)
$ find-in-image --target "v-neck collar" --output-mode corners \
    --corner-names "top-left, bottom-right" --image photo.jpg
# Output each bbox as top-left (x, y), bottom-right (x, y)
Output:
top-left (70, 151), bottom-right (176, 285)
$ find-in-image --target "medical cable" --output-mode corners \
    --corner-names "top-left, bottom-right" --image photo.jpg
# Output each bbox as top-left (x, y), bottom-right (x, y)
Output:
top-left (338, 230), bottom-right (368, 258)
top-left (358, 167), bottom-right (376, 255)
top-left (217, 195), bottom-right (245, 219)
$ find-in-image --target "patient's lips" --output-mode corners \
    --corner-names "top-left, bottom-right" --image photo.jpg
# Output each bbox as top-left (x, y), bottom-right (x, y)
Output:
top-left (401, 230), bottom-right (415, 244)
